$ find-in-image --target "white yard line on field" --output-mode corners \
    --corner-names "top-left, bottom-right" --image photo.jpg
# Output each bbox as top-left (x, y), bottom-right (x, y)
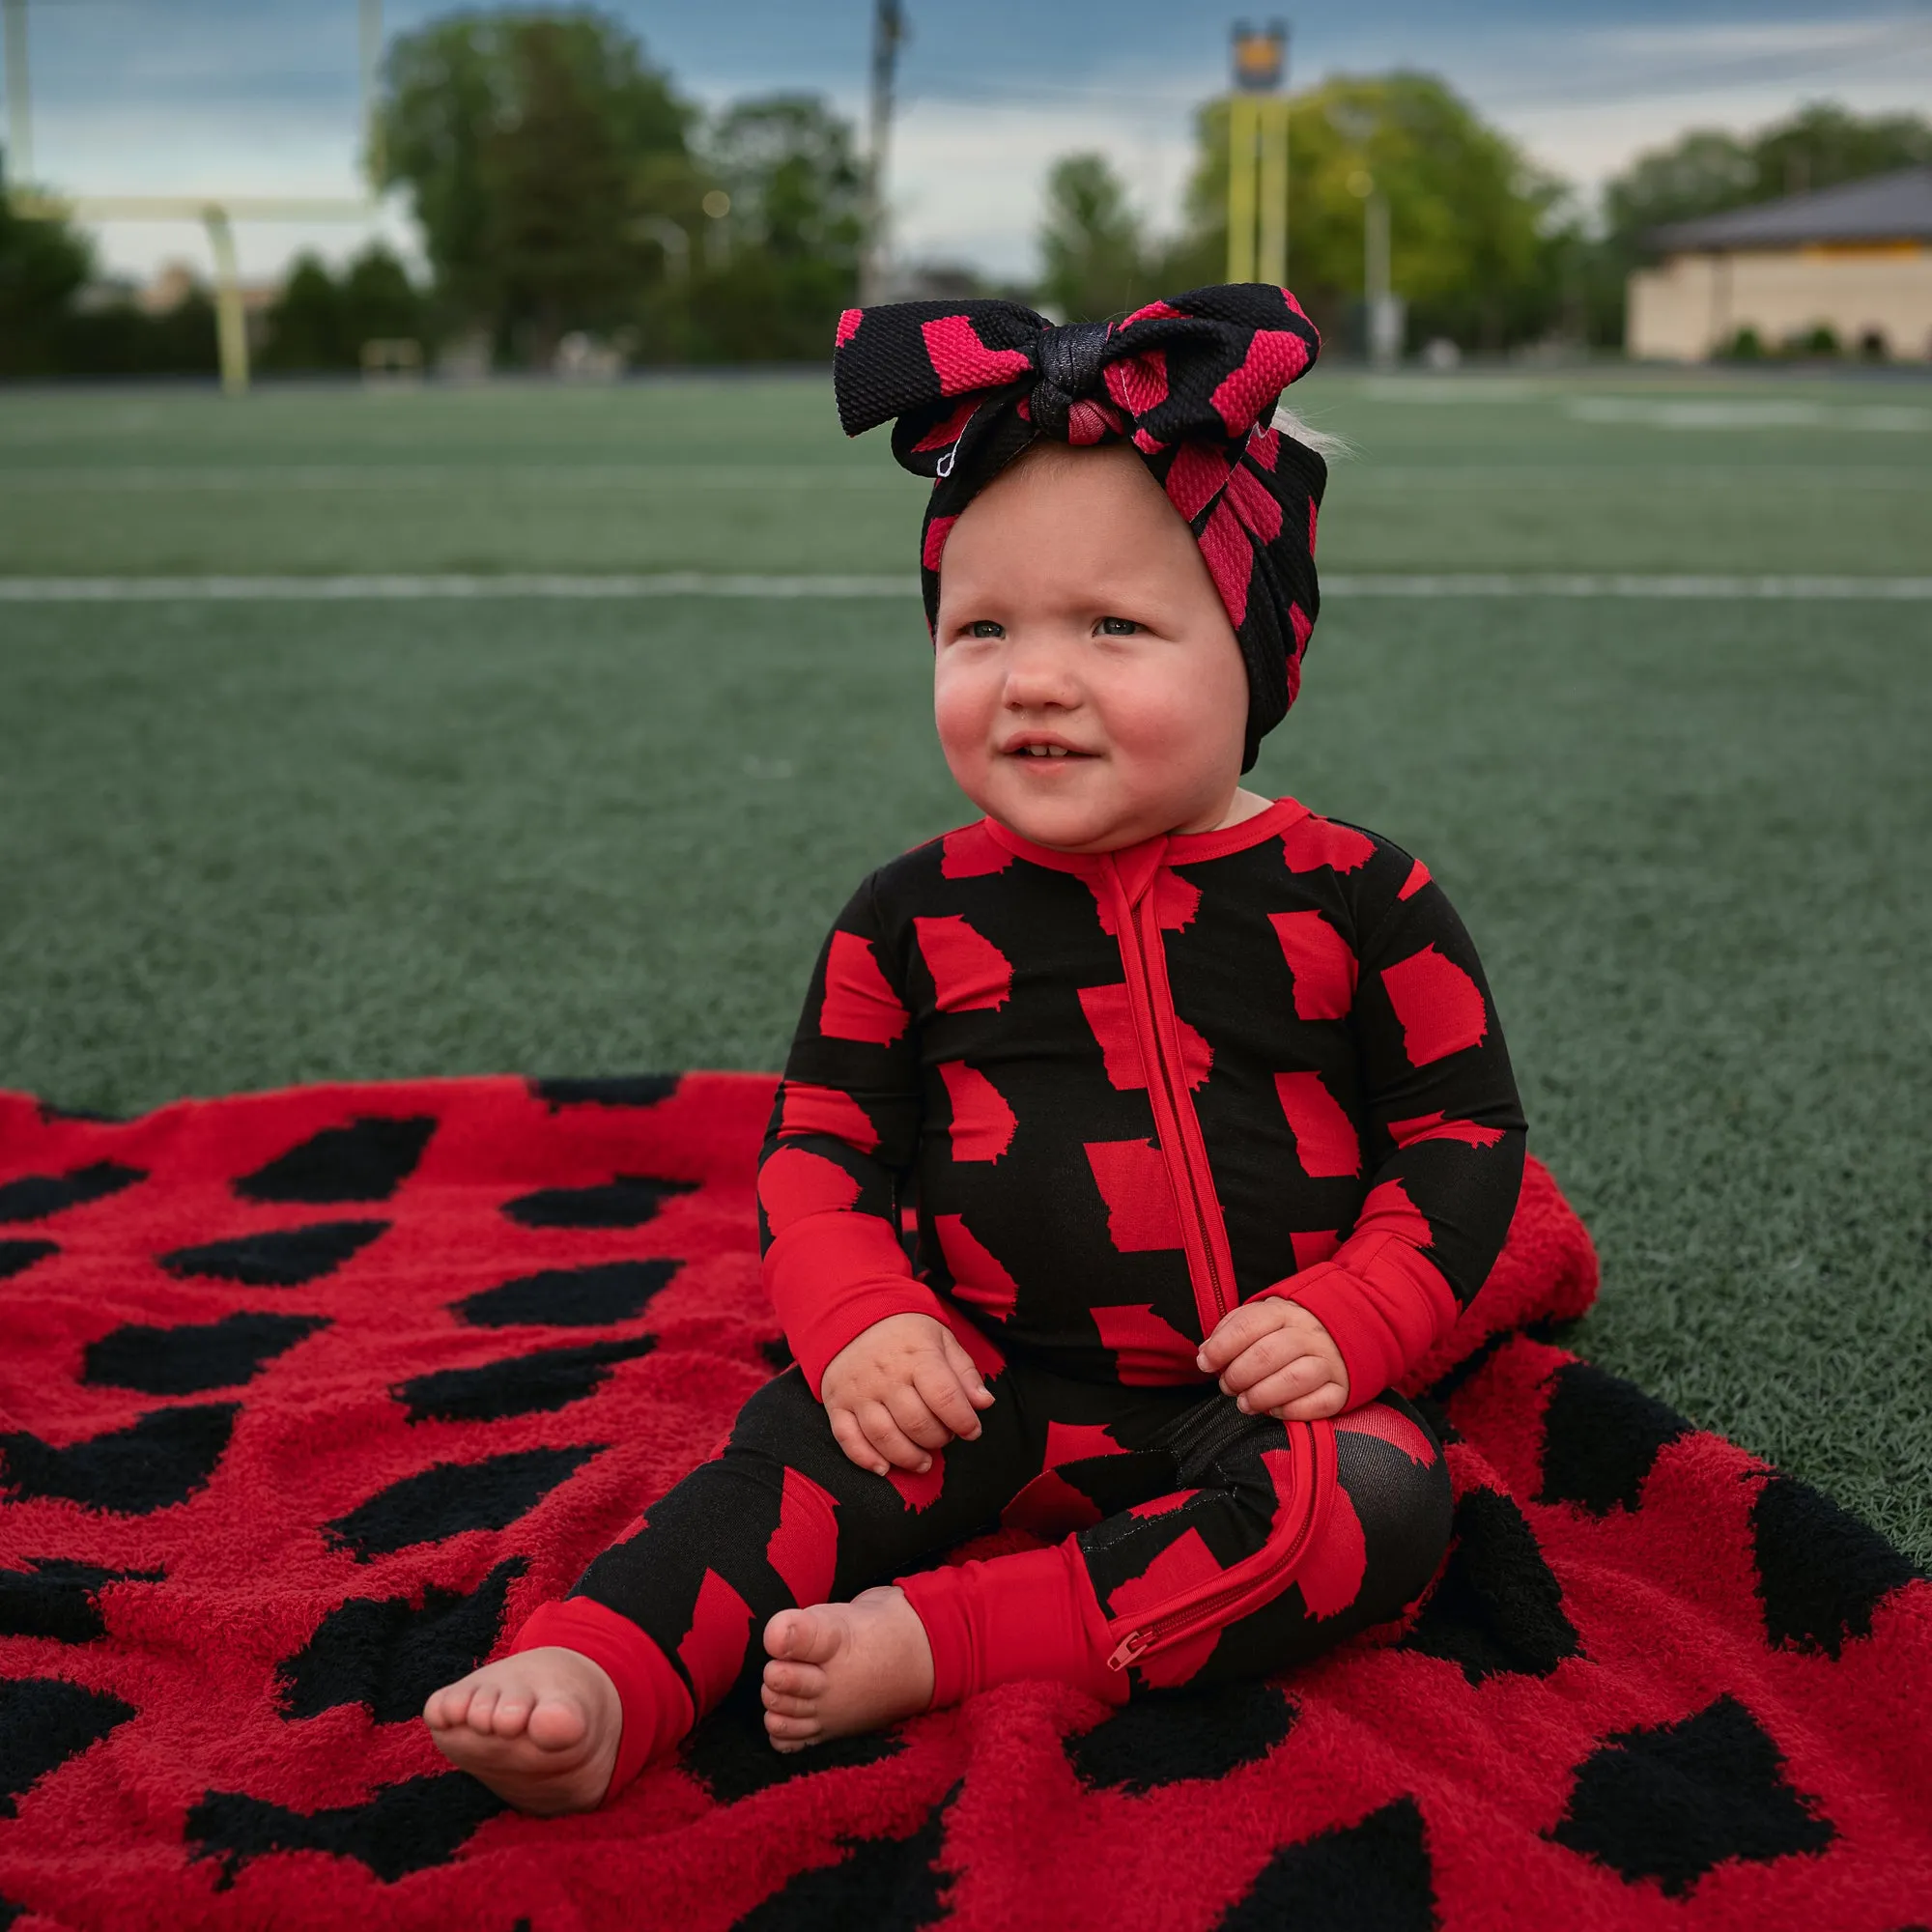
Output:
top-left (1, 574), bottom-right (1929, 603)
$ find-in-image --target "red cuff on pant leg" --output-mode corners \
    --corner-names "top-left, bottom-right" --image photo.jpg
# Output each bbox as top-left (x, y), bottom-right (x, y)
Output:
top-left (511, 1597), bottom-right (695, 1799)
top-left (897, 1544), bottom-right (1125, 1712)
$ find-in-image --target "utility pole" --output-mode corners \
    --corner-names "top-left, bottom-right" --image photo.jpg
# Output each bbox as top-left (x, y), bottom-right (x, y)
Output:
top-left (859, 0), bottom-right (904, 306)
top-left (1226, 20), bottom-right (1289, 287)
top-left (3, 0), bottom-right (31, 185)
top-left (359, 0), bottom-right (385, 185)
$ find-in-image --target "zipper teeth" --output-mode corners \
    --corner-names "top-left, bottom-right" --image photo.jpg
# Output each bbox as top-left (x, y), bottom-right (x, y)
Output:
top-left (1130, 895), bottom-right (1231, 1324)
top-left (1107, 1443), bottom-right (1325, 1669)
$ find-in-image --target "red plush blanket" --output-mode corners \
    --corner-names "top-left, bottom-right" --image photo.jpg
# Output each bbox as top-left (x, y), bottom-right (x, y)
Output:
top-left (1, 1075), bottom-right (1926, 1931)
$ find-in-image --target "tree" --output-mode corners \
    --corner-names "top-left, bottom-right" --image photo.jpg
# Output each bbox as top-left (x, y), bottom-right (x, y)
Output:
top-left (688, 95), bottom-right (864, 360)
top-left (1168, 73), bottom-right (1566, 355)
top-left (1038, 153), bottom-right (1146, 322)
top-left (1605, 102), bottom-right (1932, 253)
top-left (261, 244), bottom-right (427, 371)
top-left (377, 8), bottom-right (696, 359)
top-left (0, 146), bottom-right (93, 377)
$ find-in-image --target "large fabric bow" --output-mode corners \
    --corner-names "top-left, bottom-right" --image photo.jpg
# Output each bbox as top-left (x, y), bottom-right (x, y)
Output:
top-left (833, 284), bottom-right (1327, 768)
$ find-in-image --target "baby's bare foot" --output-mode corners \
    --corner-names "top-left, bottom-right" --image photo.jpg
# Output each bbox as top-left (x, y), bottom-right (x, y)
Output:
top-left (423, 1646), bottom-right (621, 1814)
top-left (760, 1586), bottom-right (935, 1752)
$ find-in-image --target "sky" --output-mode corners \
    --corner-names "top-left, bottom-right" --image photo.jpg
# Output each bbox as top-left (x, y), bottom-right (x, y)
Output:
top-left (6, 0), bottom-right (1931, 286)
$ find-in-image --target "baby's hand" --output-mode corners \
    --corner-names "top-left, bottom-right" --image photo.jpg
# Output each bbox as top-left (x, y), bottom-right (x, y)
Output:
top-left (819, 1312), bottom-right (996, 1477)
top-left (1197, 1298), bottom-right (1350, 1422)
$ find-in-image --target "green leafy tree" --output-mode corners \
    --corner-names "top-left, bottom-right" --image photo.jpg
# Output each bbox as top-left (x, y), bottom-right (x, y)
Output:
top-left (1607, 103), bottom-right (1932, 253)
top-left (261, 254), bottom-right (346, 370)
top-left (0, 148), bottom-right (94, 376)
top-left (689, 94), bottom-right (864, 360)
top-left (1167, 73), bottom-right (1566, 354)
top-left (377, 8), bottom-right (696, 358)
top-left (1038, 153), bottom-right (1146, 322)
top-left (261, 244), bottom-right (426, 371)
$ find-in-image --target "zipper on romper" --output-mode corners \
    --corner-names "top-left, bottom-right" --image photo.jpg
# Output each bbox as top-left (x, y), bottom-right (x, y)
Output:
top-left (1104, 1416), bottom-right (1336, 1671)
top-left (1110, 857), bottom-right (1236, 1334)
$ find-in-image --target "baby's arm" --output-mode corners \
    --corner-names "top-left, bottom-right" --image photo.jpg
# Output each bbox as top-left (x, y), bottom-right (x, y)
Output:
top-left (1247, 850), bottom-right (1527, 1411)
top-left (759, 871), bottom-right (996, 1472)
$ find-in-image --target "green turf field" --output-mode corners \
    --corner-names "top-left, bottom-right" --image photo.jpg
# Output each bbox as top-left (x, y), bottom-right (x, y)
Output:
top-left (2, 367), bottom-right (1928, 1560)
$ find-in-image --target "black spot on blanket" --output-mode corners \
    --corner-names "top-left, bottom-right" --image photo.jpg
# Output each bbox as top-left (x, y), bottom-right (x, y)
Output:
top-left (324, 1445), bottom-right (604, 1560)
top-left (395, 1336), bottom-right (657, 1424)
top-left (1216, 1796), bottom-right (1436, 1931)
top-left (0, 1678), bottom-right (138, 1818)
top-left (0, 1239), bottom-right (57, 1280)
top-left (234, 1117), bottom-right (437, 1205)
top-left (530, 1075), bottom-right (681, 1110)
top-left (0, 1162), bottom-right (145, 1224)
top-left (1216, 1796), bottom-right (1438, 1931)
top-left (0, 1559), bottom-right (164, 1645)
top-left (681, 1681), bottom-right (905, 1806)
top-left (1751, 1470), bottom-right (1921, 1659)
top-left (501, 1176), bottom-right (697, 1230)
top-left (731, 1779), bottom-right (956, 1929)
top-left (1066, 1682), bottom-right (1295, 1794)
top-left (1537, 1361), bottom-right (1690, 1515)
top-left (278, 1558), bottom-right (526, 1722)
top-left (186, 1773), bottom-right (505, 1888)
top-left (0, 1405), bottom-right (238, 1514)
top-left (160, 1220), bottom-right (388, 1287)
top-left (453, 1259), bottom-right (682, 1329)
top-left (83, 1312), bottom-right (330, 1395)
top-left (1549, 1693), bottom-right (1833, 1896)
top-left (1401, 1488), bottom-right (1580, 1684)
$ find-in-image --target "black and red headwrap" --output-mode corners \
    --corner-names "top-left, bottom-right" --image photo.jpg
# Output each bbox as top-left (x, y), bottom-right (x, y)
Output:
top-left (833, 283), bottom-right (1326, 771)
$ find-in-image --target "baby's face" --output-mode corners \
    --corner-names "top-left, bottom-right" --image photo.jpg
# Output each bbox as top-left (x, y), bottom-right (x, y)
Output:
top-left (932, 443), bottom-right (1251, 854)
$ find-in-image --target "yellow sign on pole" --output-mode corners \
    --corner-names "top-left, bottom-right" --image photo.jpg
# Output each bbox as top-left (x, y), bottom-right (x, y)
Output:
top-left (1225, 20), bottom-right (1289, 287)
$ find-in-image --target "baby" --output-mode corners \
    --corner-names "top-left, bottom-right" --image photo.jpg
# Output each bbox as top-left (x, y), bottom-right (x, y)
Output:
top-left (424, 285), bottom-right (1525, 1814)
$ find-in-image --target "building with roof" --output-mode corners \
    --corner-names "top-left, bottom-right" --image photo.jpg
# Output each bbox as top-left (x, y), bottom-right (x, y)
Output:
top-left (1627, 166), bottom-right (1932, 362)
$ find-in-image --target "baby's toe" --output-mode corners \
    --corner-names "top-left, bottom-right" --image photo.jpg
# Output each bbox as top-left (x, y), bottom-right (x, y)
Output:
top-left (465, 1682), bottom-right (502, 1732)
top-left (761, 1658), bottom-right (825, 1699)
top-left (525, 1693), bottom-right (590, 1752)
top-left (423, 1681), bottom-right (469, 1729)
top-left (764, 1709), bottom-right (820, 1742)
top-left (761, 1686), bottom-right (817, 1719)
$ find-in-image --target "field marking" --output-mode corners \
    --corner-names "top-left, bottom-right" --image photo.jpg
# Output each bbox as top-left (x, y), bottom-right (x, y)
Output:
top-left (5, 463), bottom-right (1927, 495)
top-left (0, 464), bottom-right (915, 494)
top-left (1565, 397), bottom-right (1931, 433)
top-left (3, 573), bottom-right (1931, 604)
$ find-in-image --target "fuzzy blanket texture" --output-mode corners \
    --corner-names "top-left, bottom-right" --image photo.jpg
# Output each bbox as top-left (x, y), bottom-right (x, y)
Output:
top-left (0, 1074), bottom-right (1927, 1932)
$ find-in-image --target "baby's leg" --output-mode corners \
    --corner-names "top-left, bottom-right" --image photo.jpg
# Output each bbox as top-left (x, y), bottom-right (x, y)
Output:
top-left (427, 1347), bottom-right (1038, 1807)
top-left (895, 1391), bottom-right (1451, 1705)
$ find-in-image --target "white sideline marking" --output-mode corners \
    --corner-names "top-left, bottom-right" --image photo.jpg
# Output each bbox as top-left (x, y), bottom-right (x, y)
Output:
top-left (1, 574), bottom-right (1929, 604)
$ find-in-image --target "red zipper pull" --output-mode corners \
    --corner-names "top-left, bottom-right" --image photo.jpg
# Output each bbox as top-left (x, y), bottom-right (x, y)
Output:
top-left (1106, 1629), bottom-right (1151, 1672)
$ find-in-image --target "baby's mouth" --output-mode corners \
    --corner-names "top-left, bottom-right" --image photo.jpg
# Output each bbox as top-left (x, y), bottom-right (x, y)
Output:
top-left (1008, 743), bottom-right (1096, 759)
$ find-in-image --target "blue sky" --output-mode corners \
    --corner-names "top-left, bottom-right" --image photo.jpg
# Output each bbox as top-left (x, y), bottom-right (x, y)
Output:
top-left (9, 1), bottom-right (1931, 283)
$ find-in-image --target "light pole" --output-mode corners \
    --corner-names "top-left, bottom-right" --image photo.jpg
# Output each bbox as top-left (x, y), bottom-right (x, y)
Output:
top-left (1329, 100), bottom-right (1402, 366)
top-left (3, 0), bottom-right (31, 184)
top-left (860, 0), bottom-right (904, 305)
top-left (1225, 19), bottom-right (1289, 286)
top-left (359, 0), bottom-right (384, 185)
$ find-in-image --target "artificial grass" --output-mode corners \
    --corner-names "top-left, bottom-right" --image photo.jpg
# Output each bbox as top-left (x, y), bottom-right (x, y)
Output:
top-left (2, 370), bottom-right (1928, 577)
top-left (3, 586), bottom-right (1926, 1560)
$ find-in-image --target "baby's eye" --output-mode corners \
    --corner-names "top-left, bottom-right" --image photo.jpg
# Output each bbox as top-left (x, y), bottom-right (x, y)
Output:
top-left (966, 619), bottom-right (1005, 639)
top-left (1095, 615), bottom-right (1143, 637)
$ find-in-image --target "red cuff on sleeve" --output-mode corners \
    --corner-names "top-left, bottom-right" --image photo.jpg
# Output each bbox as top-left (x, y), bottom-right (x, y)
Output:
top-left (763, 1210), bottom-right (950, 1396)
top-left (510, 1597), bottom-right (694, 1798)
top-left (1258, 1232), bottom-right (1458, 1410)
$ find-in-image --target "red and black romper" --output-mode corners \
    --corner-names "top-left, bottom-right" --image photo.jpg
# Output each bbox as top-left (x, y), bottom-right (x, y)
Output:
top-left (512, 798), bottom-right (1526, 1793)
